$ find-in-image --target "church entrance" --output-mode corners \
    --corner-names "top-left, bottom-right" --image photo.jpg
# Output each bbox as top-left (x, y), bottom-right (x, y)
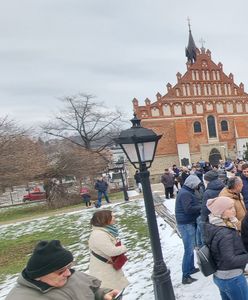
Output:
top-left (209, 148), bottom-right (222, 166)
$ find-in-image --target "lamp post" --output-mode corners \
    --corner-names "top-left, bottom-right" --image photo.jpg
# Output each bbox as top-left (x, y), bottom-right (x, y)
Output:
top-left (111, 160), bottom-right (129, 201)
top-left (114, 114), bottom-right (175, 300)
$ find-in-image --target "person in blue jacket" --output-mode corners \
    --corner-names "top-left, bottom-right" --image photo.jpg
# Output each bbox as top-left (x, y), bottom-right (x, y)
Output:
top-left (95, 177), bottom-right (111, 208)
top-left (175, 174), bottom-right (201, 284)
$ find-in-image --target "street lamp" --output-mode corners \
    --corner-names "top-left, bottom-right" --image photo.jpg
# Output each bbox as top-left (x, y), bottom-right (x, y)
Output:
top-left (114, 114), bottom-right (175, 300)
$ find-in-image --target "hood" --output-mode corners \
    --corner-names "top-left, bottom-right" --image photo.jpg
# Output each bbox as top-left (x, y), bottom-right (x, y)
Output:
top-left (183, 174), bottom-right (201, 189)
top-left (207, 179), bottom-right (225, 191)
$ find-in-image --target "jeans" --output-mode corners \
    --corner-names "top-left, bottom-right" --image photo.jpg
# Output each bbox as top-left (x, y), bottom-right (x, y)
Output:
top-left (196, 216), bottom-right (204, 248)
top-left (177, 223), bottom-right (196, 278)
top-left (213, 274), bottom-right (248, 300)
top-left (96, 191), bottom-right (109, 207)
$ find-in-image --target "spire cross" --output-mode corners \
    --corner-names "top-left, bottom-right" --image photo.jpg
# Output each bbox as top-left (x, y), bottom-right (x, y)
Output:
top-left (187, 16), bottom-right (191, 30)
top-left (199, 38), bottom-right (206, 48)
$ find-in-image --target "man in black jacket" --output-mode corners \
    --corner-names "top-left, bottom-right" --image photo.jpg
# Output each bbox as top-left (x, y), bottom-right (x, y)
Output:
top-left (201, 170), bottom-right (225, 222)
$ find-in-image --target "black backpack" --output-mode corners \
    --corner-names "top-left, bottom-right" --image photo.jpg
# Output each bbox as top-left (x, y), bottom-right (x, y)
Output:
top-left (196, 244), bottom-right (217, 277)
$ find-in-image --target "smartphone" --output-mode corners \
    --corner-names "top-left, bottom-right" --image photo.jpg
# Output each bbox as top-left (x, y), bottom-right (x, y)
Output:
top-left (114, 288), bottom-right (125, 300)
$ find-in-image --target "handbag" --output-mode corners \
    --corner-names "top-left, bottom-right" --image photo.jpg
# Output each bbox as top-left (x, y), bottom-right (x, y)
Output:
top-left (196, 244), bottom-right (217, 277)
top-left (111, 241), bottom-right (128, 270)
top-left (111, 253), bottom-right (128, 270)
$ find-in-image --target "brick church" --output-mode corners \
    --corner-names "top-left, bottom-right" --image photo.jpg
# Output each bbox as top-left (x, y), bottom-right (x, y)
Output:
top-left (133, 26), bottom-right (248, 173)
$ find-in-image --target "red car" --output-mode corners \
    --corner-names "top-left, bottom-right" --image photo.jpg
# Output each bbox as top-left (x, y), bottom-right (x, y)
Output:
top-left (23, 191), bottom-right (46, 202)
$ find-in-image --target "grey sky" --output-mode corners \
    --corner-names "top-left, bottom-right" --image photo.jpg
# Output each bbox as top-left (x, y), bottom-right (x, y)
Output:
top-left (1, 0), bottom-right (248, 126)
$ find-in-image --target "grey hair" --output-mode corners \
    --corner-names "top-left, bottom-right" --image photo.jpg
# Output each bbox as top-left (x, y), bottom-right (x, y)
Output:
top-left (227, 176), bottom-right (242, 190)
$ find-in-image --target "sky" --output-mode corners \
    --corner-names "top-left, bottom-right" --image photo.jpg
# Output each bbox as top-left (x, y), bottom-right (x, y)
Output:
top-left (1, 0), bottom-right (248, 127)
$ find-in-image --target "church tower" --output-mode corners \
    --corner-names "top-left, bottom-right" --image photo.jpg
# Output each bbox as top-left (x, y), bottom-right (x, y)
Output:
top-left (133, 25), bottom-right (248, 171)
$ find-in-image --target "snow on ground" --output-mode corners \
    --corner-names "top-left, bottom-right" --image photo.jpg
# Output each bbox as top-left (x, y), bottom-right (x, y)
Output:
top-left (0, 197), bottom-right (220, 300)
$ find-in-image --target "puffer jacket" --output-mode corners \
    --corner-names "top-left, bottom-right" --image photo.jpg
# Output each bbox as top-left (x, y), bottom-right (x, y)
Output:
top-left (5, 270), bottom-right (111, 300)
top-left (95, 180), bottom-right (108, 192)
top-left (201, 179), bottom-right (225, 222)
top-left (175, 175), bottom-right (201, 225)
top-left (204, 223), bottom-right (248, 271)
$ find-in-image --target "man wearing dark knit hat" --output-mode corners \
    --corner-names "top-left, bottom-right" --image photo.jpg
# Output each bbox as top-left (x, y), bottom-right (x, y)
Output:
top-left (6, 240), bottom-right (119, 300)
top-left (201, 170), bottom-right (225, 223)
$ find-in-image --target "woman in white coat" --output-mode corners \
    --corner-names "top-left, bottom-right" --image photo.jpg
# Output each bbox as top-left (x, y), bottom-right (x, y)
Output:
top-left (88, 210), bottom-right (129, 290)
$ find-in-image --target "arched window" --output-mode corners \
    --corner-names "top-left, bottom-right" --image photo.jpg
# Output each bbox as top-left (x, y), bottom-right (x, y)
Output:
top-left (221, 120), bottom-right (228, 132)
top-left (194, 121), bottom-right (201, 133)
top-left (207, 115), bottom-right (217, 138)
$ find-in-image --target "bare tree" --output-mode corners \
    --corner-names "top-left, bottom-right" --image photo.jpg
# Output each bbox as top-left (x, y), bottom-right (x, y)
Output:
top-left (42, 93), bottom-right (123, 153)
top-left (0, 116), bottom-right (25, 152)
top-left (0, 116), bottom-right (49, 190)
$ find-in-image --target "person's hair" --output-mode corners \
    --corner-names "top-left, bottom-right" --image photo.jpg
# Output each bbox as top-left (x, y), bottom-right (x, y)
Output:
top-left (90, 210), bottom-right (112, 227)
top-left (242, 163), bottom-right (248, 171)
top-left (164, 168), bottom-right (169, 171)
top-left (227, 176), bottom-right (242, 190)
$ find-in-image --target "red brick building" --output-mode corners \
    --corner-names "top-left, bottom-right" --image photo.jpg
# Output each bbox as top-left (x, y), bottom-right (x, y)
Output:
top-left (133, 28), bottom-right (248, 173)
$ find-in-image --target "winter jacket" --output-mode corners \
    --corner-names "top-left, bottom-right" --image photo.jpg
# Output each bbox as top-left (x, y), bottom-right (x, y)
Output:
top-left (5, 270), bottom-right (111, 300)
top-left (95, 180), bottom-right (108, 192)
top-left (241, 213), bottom-right (248, 252)
top-left (241, 174), bottom-right (248, 209)
top-left (89, 227), bottom-right (129, 290)
top-left (180, 171), bottom-right (189, 186)
top-left (219, 187), bottom-right (246, 230)
top-left (161, 172), bottom-right (174, 188)
top-left (201, 179), bottom-right (225, 222)
top-left (175, 175), bottom-right (201, 225)
top-left (204, 223), bottom-right (248, 271)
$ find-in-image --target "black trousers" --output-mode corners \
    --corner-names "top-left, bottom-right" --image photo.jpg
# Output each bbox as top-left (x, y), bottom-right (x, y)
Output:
top-left (165, 186), bottom-right (174, 199)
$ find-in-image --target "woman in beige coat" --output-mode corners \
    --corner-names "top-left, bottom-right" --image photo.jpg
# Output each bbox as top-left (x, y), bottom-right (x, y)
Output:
top-left (88, 210), bottom-right (129, 290)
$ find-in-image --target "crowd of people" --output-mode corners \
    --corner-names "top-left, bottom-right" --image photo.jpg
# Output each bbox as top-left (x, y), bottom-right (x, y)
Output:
top-left (172, 159), bottom-right (248, 300)
top-left (6, 159), bottom-right (248, 300)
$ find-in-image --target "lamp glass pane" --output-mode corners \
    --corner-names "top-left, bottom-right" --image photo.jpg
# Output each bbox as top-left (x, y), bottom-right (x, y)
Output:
top-left (122, 144), bottom-right (139, 163)
top-left (137, 141), bottom-right (156, 162)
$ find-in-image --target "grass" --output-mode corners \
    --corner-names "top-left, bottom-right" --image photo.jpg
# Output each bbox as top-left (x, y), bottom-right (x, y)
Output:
top-left (0, 190), bottom-right (133, 282)
top-left (0, 191), bottom-right (124, 224)
top-left (0, 228), bottom-right (79, 282)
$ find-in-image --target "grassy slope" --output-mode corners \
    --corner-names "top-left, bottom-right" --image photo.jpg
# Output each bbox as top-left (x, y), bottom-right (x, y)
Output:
top-left (0, 191), bottom-right (125, 280)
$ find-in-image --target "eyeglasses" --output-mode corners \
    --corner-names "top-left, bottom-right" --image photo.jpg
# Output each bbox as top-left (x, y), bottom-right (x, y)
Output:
top-left (54, 262), bottom-right (74, 275)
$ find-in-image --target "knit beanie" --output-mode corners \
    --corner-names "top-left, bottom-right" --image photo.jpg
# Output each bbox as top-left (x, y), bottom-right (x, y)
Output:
top-left (25, 240), bottom-right (73, 279)
top-left (207, 196), bottom-right (234, 216)
top-left (225, 161), bottom-right (234, 171)
top-left (204, 170), bottom-right (219, 182)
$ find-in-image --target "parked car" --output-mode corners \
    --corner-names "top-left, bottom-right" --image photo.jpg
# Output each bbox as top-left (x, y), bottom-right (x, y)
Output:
top-left (23, 191), bottom-right (46, 202)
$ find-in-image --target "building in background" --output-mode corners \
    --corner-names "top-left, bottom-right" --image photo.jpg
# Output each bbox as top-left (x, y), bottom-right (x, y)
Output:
top-left (133, 24), bottom-right (248, 174)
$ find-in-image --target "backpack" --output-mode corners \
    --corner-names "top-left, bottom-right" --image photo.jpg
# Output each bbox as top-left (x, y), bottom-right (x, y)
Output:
top-left (196, 244), bottom-right (217, 277)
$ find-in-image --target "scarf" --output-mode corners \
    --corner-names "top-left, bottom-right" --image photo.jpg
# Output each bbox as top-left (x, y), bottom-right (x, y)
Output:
top-left (208, 214), bottom-right (238, 230)
top-left (104, 225), bottom-right (119, 238)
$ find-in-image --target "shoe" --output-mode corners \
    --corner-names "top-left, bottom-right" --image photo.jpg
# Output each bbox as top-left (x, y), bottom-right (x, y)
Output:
top-left (182, 276), bottom-right (198, 284)
top-left (190, 268), bottom-right (200, 275)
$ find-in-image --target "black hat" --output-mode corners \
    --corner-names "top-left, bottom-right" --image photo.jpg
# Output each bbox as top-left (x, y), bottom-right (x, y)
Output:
top-left (204, 170), bottom-right (219, 182)
top-left (25, 240), bottom-right (73, 279)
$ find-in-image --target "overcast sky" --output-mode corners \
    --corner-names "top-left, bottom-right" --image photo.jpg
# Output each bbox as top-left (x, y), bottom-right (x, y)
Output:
top-left (1, 0), bottom-right (248, 127)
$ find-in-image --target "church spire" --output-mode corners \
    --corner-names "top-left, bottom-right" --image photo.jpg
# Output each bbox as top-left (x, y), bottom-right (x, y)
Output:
top-left (185, 18), bottom-right (197, 64)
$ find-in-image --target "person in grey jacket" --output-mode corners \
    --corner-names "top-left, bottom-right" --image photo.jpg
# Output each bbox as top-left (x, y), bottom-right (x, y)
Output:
top-left (6, 240), bottom-right (119, 300)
